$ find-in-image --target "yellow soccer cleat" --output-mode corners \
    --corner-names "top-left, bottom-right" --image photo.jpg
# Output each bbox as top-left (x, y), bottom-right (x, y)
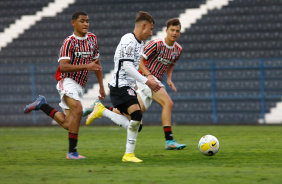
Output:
top-left (85, 100), bottom-right (106, 126)
top-left (122, 153), bottom-right (143, 163)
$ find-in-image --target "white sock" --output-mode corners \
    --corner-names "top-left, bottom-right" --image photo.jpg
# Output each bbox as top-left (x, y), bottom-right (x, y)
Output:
top-left (102, 109), bottom-right (129, 129)
top-left (125, 120), bottom-right (140, 153)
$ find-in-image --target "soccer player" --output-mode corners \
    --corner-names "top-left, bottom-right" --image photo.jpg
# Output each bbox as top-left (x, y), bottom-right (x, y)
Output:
top-left (24, 11), bottom-right (105, 159)
top-left (87, 11), bottom-right (160, 163)
top-left (85, 18), bottom-right (186, 150)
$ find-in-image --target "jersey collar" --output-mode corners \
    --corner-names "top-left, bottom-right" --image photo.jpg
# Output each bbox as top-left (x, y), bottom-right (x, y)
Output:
top-left (132, 32), bottom-right (141, 44)
top-left (163, 38), bottom-right (174, 49)
top-left (72, 32), bottom-right (88, 40)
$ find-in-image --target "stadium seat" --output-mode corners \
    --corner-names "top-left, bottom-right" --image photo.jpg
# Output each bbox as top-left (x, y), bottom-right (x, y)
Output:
top-left (2, 0), bottom-right (282, 125)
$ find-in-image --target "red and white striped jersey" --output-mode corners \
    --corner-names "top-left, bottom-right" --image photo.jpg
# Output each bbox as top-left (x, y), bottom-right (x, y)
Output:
top-left (55, 32), bottom-right (99, 88)
top-left (141, 38), bottom-right (182, 81)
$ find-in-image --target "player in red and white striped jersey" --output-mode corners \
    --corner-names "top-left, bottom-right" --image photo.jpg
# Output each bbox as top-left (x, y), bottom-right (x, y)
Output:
top-left (24, 11), bottom-right (105, 159)
top-left (136, 18), bottom-right (185, 150)
top-left (140, 37), bottom-right (182, 81)
top-left (55, 31), bottom-right (99, 88)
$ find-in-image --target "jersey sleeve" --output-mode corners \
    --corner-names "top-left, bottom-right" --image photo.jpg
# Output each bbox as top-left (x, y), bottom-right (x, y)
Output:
top-left (58, 39), bottom-right (74, 62)
top-left (93, 37), bottom-right (100, 59)
top-left (142, 40), bottom-right (157, 60)
top-left (174, 47), bottom-right (183, 64)
top-left (119, 37), bottom-right (136, 62)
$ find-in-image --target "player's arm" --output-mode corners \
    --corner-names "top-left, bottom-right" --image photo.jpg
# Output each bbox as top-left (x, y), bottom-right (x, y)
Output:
top-left (166, 64), bottom-right (177, 92)
top-left (93, 58), bottom-right (105, 100)
top-left (59, 59), bottom-right (102, 73)
top-left (123, 61), bottom-right (160, 92)
top-left (138, 57), bottom-right (154, 80)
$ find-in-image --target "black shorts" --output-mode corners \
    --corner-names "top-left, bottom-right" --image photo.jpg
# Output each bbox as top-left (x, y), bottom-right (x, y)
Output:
top-left (109, 85), bottom-right (140, 115)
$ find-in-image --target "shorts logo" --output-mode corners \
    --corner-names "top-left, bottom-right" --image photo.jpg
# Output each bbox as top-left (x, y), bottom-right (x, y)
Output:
top-left (127, 89), bottom-right (135, 96)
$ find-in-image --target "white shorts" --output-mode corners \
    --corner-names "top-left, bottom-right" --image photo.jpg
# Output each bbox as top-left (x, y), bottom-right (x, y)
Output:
top-left (56, 78), bottom-right (84, 112)
top-left (136, 76), bottom-right (164, 110)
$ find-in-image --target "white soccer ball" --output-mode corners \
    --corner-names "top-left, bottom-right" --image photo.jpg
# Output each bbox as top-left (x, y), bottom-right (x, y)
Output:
top-left (198, 135), bottom-right (219, 156)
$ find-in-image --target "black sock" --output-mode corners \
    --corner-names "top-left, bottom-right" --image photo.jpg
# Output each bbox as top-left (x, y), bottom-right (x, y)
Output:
top-left (39, 104), bottom-right (58, 118)
top-left (68, 132), bottom-right (78, 153)
top-left (164, 126), bottom-right (173, 140)
top-left (105, 106), bottom-right (113, 111)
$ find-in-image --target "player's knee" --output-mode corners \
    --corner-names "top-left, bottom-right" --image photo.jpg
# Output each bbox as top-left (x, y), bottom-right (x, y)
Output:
top-left (130, 110), bottom-right (142, 121)
top-left (164, 99), bottom-right (173, 109)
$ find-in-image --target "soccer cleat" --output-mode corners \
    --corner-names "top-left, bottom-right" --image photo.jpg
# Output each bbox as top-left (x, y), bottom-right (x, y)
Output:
top-left (66, 152), bottom-right (86, 159)
top-left (86, 100), bottom-right (106, 126)
top-left (122, 153), bottom-right (143, 163)
top-left (165, 140), bottom-right (186, 150)
top-left (24, 95), bottom-right (46, 114)
top-left (83, 101), bottom-right (97, 117)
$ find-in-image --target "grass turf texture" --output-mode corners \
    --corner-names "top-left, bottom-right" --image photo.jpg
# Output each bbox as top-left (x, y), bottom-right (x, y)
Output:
top-left (1, 125), bottom-right (282, 184)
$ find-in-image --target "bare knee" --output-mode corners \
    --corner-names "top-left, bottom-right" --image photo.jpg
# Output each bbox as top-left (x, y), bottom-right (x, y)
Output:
top-left (163, 99), bottom-right (173, 110)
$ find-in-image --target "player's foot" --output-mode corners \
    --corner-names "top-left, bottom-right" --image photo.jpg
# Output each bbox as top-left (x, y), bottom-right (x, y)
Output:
top-left (122, 153), bottom-right (143, 163)
top-left (66, 152), bottom-right (86, 159)
top-left (24, 95), bottom-right (46, 114)
top-left (165, 140), bottom-right (186, 150)
top-left (86, 100), bottom-right (106, 126)
top-left (83, 101), bottom-right (97, 117)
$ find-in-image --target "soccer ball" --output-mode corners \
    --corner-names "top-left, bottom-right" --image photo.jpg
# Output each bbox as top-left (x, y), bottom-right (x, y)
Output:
top-left (198, 135), bottom-right (219, 156)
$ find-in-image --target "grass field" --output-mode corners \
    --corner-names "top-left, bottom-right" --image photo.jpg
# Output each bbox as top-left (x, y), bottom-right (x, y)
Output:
top-left (1, 125), bottom-right (282, 184)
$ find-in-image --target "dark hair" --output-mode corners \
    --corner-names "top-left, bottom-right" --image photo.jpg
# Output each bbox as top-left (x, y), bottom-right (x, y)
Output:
top-left (72, 11), bottom-right (88, 20)
top-left (166, 18), bottom-right (181, 29)
top-left (135, 11), bottom-right (155, 24)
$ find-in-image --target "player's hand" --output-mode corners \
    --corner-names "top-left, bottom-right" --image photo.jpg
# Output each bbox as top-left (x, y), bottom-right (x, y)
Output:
top-left (88, 60), bottom-right (102, 71)
top-left (145, 79), bottom-right (161, 92)
top-left (167, 79), bottom-right (177, 92)
top-left (98, 87), bottom-right (106, 100)
top-left (92, 59), bottom-right (99, 64)
top-left (147, 75), bottom-right (155, 80)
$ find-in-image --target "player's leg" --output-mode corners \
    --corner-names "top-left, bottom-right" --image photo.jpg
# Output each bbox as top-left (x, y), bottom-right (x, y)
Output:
top-left (122, 103), bottom-right (143, 163)
top-left (84, 94), bottom-right (146, 131)
top-left (24, 95), bottom-right (69, 129)
top-left (152, 87), bottom-right (186, 150)
top-left (57, 78), bottom-right (86, 159)
top-left (53, 111), bottom-right (69, 130)
top-left (64, 95), bottom-right (86, 159)
top-left (152, 87), bottom-right (173, 126)
top-left (109, 86), bottom-right (143, 162)
top-left (85, 100), bottom-right (130, 128)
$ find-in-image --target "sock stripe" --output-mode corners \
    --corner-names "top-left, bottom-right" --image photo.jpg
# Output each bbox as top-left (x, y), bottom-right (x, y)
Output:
top-left (69, 133), bottom-right (78, 139)
top-left (49, 109), bottom-right (58, 118)
top-left (164, 126), bottom-right (172, 132)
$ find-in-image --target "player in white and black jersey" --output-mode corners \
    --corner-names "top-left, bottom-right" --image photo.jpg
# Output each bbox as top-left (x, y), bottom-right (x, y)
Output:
top-left (24, 11), bottom-right (105, 159)
top-left (86, 11), bottom-right (160, 163)
top-left (84, 18), bottom-right (186, 151)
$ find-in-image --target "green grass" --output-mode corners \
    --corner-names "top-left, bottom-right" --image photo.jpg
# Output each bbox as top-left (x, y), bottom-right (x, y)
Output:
top-left (1, 125), bottom-right (282, 184)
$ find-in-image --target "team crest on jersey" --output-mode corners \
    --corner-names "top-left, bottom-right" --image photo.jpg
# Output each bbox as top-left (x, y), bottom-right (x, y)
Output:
top-left (127, 89), bottom-right (135, 96)
top-left (87, 40), bottom-right (95, 49)
top-left (171, 52), bottom-right (177, 60)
